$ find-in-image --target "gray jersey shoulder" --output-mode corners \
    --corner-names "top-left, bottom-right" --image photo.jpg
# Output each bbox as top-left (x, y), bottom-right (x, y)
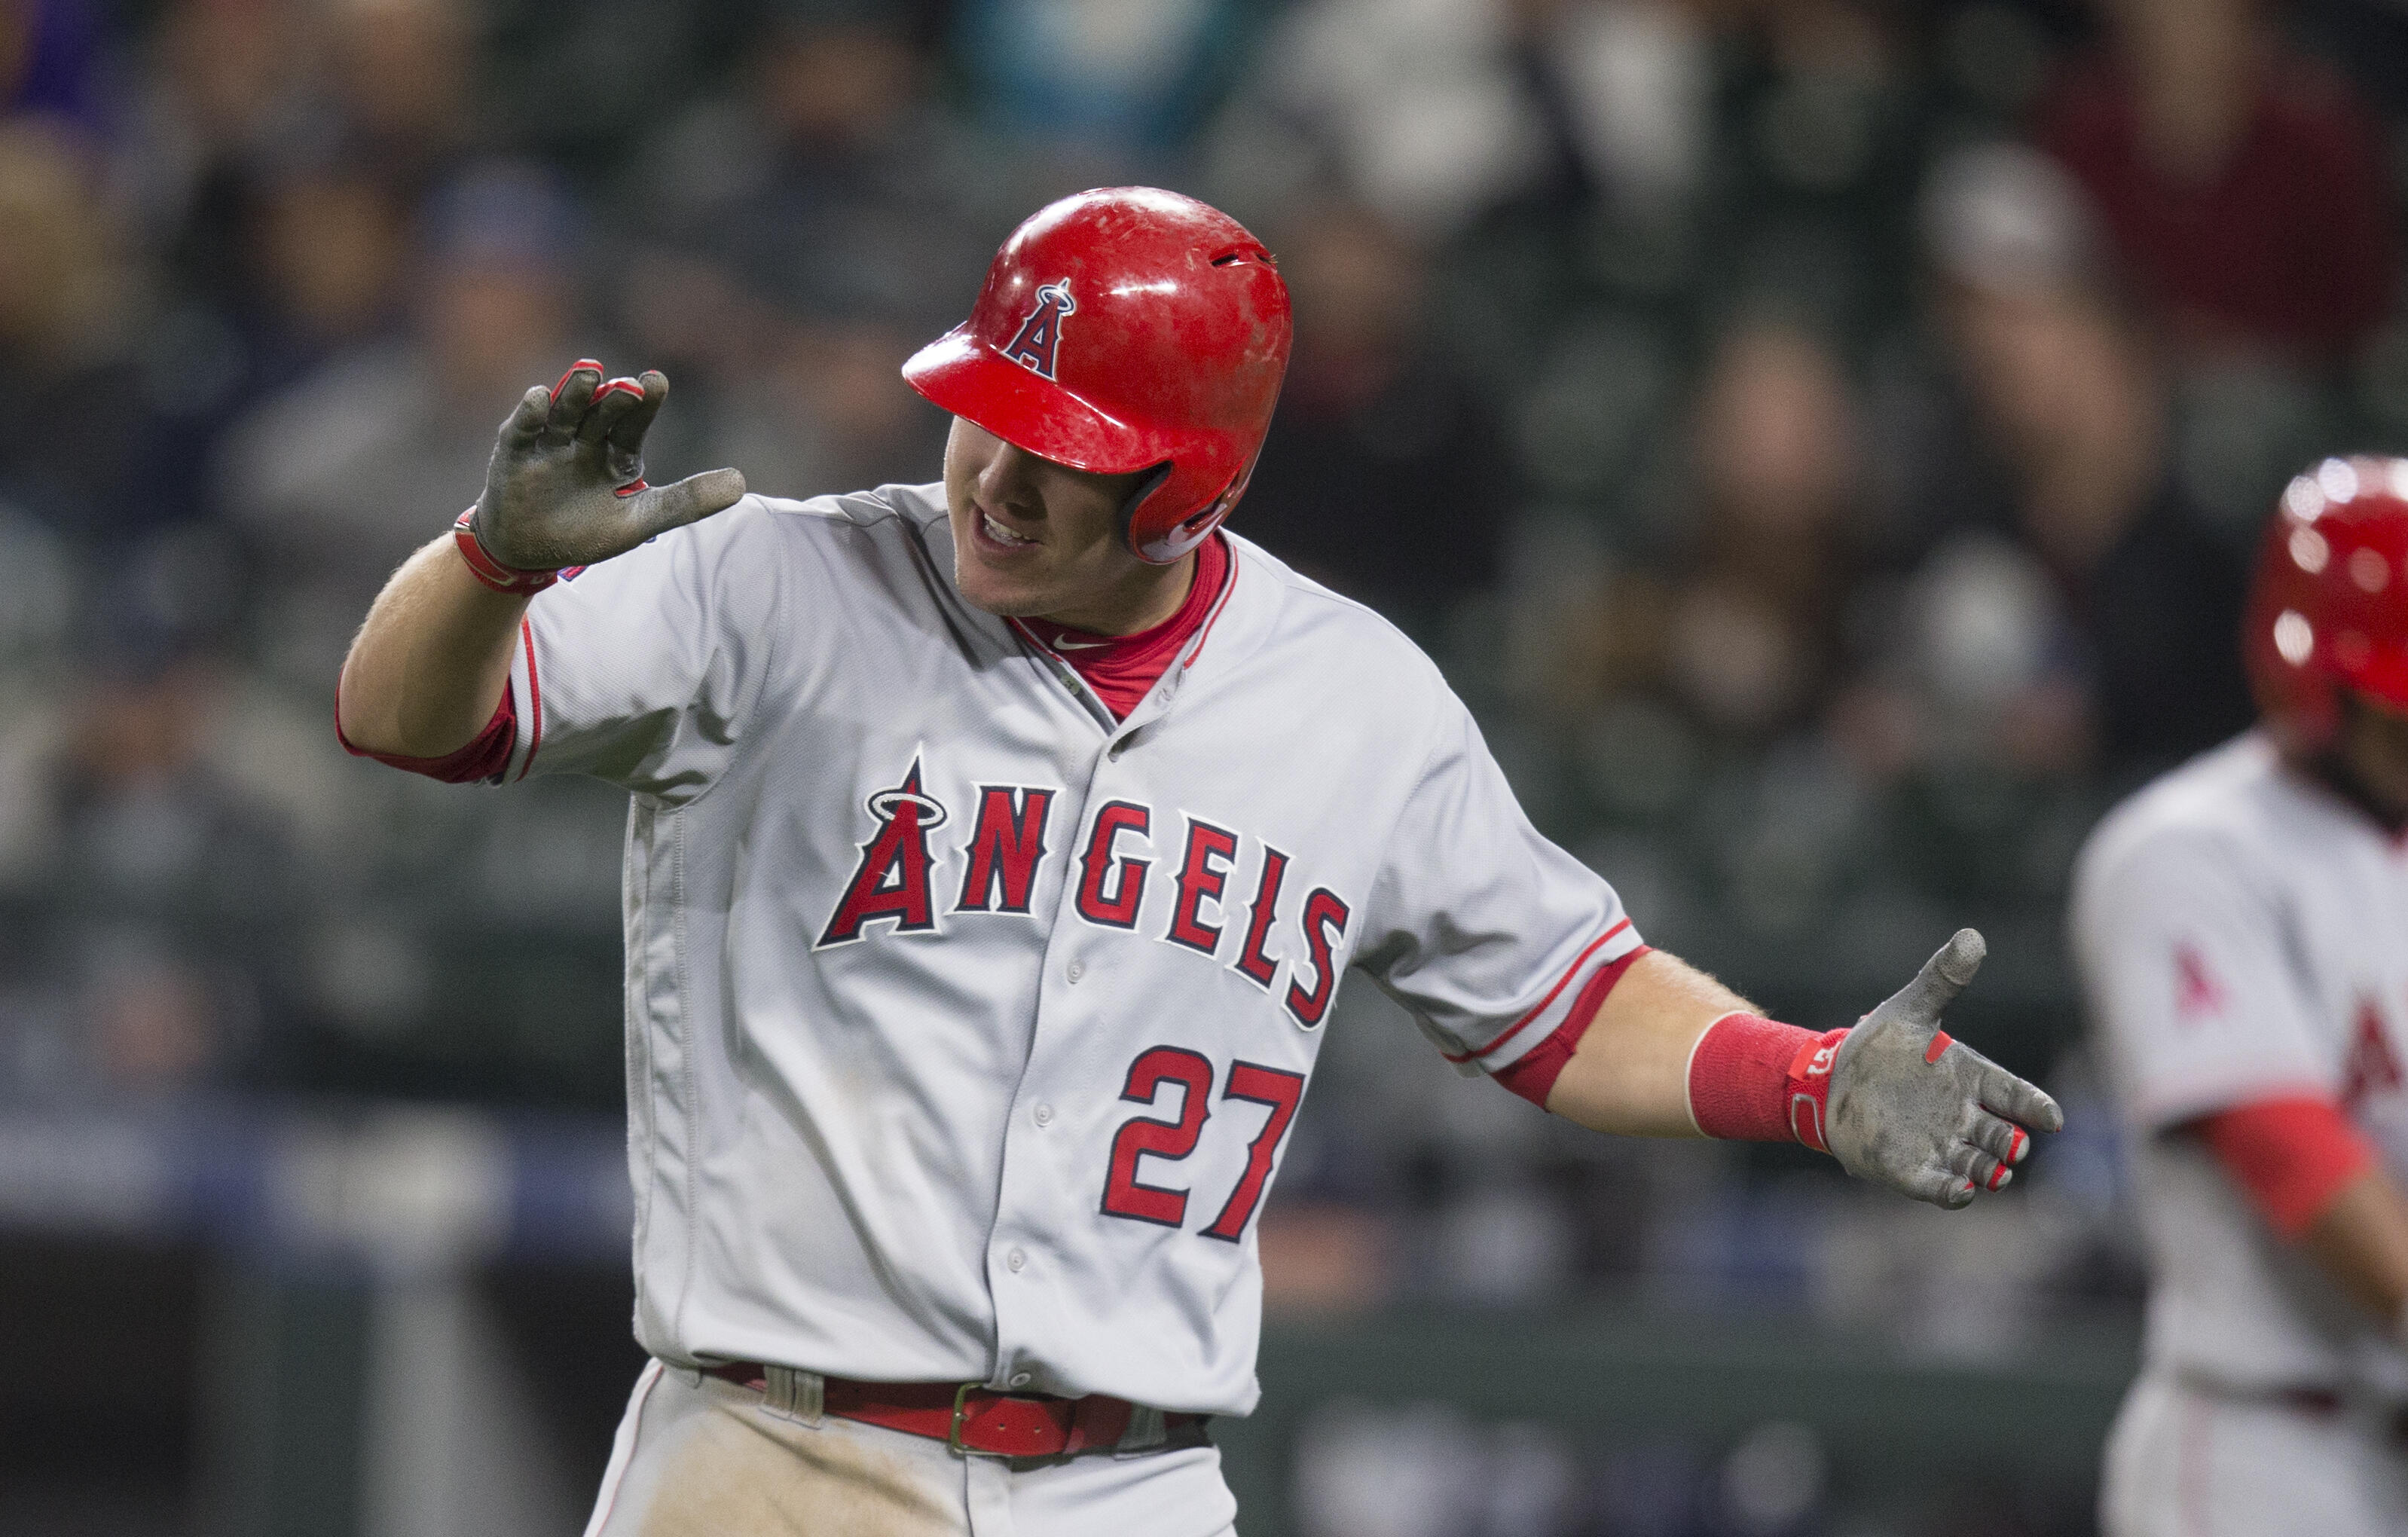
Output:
top-left (2075, 734), bottom-right (2286, 899)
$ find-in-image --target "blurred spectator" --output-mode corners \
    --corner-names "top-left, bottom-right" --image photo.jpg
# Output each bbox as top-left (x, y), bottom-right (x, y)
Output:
top-left (0, 0), bottom-right (103, 130)
top-left (133, 149), bottom-right (419, 539)
top-left (1661, 319), bottom-right (1866, 740)
top-left (118, 0), bottom-right (322, 314)
top-left (1529, 0), bottom-right (1716, 218)
top-left (218, 159), bottom-right (589, 679)
top-left (1218, 0), bottom-right (1925, 343)
top-left (1695, 0), bottom-right (1927, 326)
top-left (1554, 319), bottom-right (1869, 746)
top-left (247, 158), bottom-right (411, 363)
top-left (952, 0), bottom-right (1254, 154)
top-left (611, 2), bottom-right (1000, 491)
top-left (2035, 0), bottom-right (2397, 366)
top-left (1223, 0), bottom-right (1727, 242)
top-left (0, 119), bottom-right (163, 547)
top-left (1220, 0), bottom-right (1561, 240)
top-left (625, 1), bottom-right (1004, 343)
top-left (1236, 201), bottom-right (1512, 628)
top-left (96, 4), bottom-right (437, 539)
top-left (1904, 143), bottom-right (2254, 778)
top-left (2, 585), bottom-right (298, 1099)
top-left (693, 312), bottom-right (947, 500)
top-left (322, 0), bottom-right (476, 191)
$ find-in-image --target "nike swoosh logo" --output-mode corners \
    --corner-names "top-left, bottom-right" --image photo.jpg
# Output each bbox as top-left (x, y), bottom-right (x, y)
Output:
top-left (1051, 636), bottom-right (1112, 651)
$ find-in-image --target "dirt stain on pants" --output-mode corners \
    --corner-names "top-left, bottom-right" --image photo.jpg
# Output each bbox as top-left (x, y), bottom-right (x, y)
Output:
top-left (627, 1385), bottom-right (961, 1537)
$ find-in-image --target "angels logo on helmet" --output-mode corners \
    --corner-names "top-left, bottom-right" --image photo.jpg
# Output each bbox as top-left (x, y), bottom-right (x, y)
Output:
top-left (1002, 280), bottom-right (1076, 380)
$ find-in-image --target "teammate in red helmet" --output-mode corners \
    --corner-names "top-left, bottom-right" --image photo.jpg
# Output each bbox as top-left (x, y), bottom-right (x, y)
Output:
top-left (2079, 457), bottom-right (2408, 1536)
top-left (334, 187), bottom-right (2058, 1532)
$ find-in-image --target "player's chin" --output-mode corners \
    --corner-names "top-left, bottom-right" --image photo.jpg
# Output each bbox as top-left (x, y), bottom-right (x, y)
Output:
top-left (952, 547), bottom-right (1056, 619)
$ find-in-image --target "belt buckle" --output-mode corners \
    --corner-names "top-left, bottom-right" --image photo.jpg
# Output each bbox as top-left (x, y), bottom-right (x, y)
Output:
top-left (949, 1382), bottom-right (1013, 1459)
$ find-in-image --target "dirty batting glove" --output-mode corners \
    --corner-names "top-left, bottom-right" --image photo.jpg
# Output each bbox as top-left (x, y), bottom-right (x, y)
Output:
top-left (1820, 929), bottom-right (2065, 1209)
top-left (1686, 929), bottom-right (2064, 1209)
top-left (462, 360), bottom-right (746, 583)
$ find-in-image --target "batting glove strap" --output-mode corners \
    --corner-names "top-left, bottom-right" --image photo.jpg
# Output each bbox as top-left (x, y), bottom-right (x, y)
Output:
top-left (1783, 1027), bottom-right (1850, 1154)
top-left (453, 509), bottom-right (563, 594)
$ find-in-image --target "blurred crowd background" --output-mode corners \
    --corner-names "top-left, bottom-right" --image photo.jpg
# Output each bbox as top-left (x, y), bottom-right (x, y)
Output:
top-left (2, 0), bottom-right (2405, 1533)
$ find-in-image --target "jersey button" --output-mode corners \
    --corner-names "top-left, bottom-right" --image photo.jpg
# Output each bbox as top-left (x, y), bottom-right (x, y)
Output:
top-left (1008, 1371), bottom-right (1032, 1389)
top-left (1033, 1102), bottom-right (1054, 1126)
top-left (1067, 961), bottom-right (1084, 983)
top-left (1007, 1248), bottom-right (1027, 1273)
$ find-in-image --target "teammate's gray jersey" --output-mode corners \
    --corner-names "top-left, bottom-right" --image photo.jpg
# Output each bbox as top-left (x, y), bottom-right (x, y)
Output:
top-left (2073, 734), bottom-right (2408, 1395)
top-left (497, 484), bottom-right (1639, 1415)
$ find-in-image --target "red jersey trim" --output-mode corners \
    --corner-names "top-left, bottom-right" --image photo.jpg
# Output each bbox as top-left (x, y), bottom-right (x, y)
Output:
top-left (1493, 944), bottom-right (1653, 1106)
top-left (1442, 917), bottom-right (1636, 1065)
top-left (1178, 541), bottom-right (1242, 674)
top-left (518, 615), bottom-right (544, 781)
top-left (334, 682), bottom-right (518, 784)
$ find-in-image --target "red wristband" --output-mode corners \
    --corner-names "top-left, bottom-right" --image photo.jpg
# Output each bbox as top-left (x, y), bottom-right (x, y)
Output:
top-left (1686, 1012), bottom-right (1850, 1152)
top-left (453, 509), bottom-right (560, 594)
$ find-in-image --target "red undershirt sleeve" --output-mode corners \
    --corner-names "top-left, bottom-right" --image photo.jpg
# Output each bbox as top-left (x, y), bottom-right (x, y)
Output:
top-left (336, 688), bottom-right (519, 784)
top-left (2193, 1095), bottom-right (2380, 1240)
top-left (1493, 946), bottom-right (1652, 1106)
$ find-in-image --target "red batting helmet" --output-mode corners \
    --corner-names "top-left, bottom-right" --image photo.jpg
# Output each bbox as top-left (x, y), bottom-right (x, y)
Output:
top-left (903, 187), bottom-right (1292, 564)
top-left (2247, 455), bottom-right (2408, 751)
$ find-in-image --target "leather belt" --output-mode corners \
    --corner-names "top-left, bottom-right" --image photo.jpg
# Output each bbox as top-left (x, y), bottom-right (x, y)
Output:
top-left (701, 1362), bottom-right (1209, 1459)
top-left (2176, 1370), bottom-right (2408, 1446)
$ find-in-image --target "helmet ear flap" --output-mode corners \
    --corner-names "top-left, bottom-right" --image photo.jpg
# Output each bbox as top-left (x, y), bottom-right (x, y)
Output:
top-left (1128, 449), bottom-right (1267, 564)
top-left (1117, 461), bottom-right (1177, 557)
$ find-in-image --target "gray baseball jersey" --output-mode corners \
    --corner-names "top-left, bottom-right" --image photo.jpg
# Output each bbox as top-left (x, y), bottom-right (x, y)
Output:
top-left (495, 482), bottom-right (1639, 1415)
top-left (2073, 734), bottom-right (2408, 1396)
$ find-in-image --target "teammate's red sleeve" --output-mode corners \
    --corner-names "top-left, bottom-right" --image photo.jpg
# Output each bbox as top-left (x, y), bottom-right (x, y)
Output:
top-left (335, 689), bottom-right (519, 784)
top-left (2193, 1095), bottom-right (2379, 1239)
top-left (1684, 1012), bottom-right (1850, 1151)
top-left (1492, 946), bottom-right (1651, 1106)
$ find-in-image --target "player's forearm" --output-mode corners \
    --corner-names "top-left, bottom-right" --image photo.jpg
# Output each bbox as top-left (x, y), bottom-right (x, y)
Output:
top-left (338, 533), bottom-right (528, 757)
top-left (2301, 1169), bottom-right (2408, 1321)
top-left (2193, 1096), bottom-right (2408, 1320)
top-left (1543, 933), bottom-right (2057, 1205)
top-left (1544, 949), bottom-right (1752, 1137)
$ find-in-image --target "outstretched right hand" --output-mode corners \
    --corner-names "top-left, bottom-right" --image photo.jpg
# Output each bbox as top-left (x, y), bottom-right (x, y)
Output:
top-left (1823, 929), bottom-right (2064, 1209)
top-left (470, 360), bottom-right (747, 574)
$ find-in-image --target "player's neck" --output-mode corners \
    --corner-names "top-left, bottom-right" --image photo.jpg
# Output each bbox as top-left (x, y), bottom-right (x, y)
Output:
top-left (2301, 752), bottom-right (2408, 837)
top-left (1037, 552), bottom-right (1196, 637)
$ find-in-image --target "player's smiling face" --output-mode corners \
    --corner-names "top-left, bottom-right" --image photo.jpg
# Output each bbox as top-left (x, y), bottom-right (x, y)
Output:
top-left (942, 417), bottom-right (1192, 634)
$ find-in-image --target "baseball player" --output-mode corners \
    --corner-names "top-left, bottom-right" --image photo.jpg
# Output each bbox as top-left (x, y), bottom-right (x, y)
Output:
top-left (335, 187), bottom-right (2060, 1535)
top-left (2076, 457), bottom-right (2408, 1536)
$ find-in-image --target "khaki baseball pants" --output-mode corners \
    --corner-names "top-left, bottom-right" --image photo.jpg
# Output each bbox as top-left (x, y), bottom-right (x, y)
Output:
top-left (2101, 1369), bottom-right (2408, 1537)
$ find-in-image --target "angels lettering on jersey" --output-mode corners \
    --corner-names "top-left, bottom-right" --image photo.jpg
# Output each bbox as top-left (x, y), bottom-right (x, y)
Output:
top-left (817, 753), bottom-right (1352, 1029)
